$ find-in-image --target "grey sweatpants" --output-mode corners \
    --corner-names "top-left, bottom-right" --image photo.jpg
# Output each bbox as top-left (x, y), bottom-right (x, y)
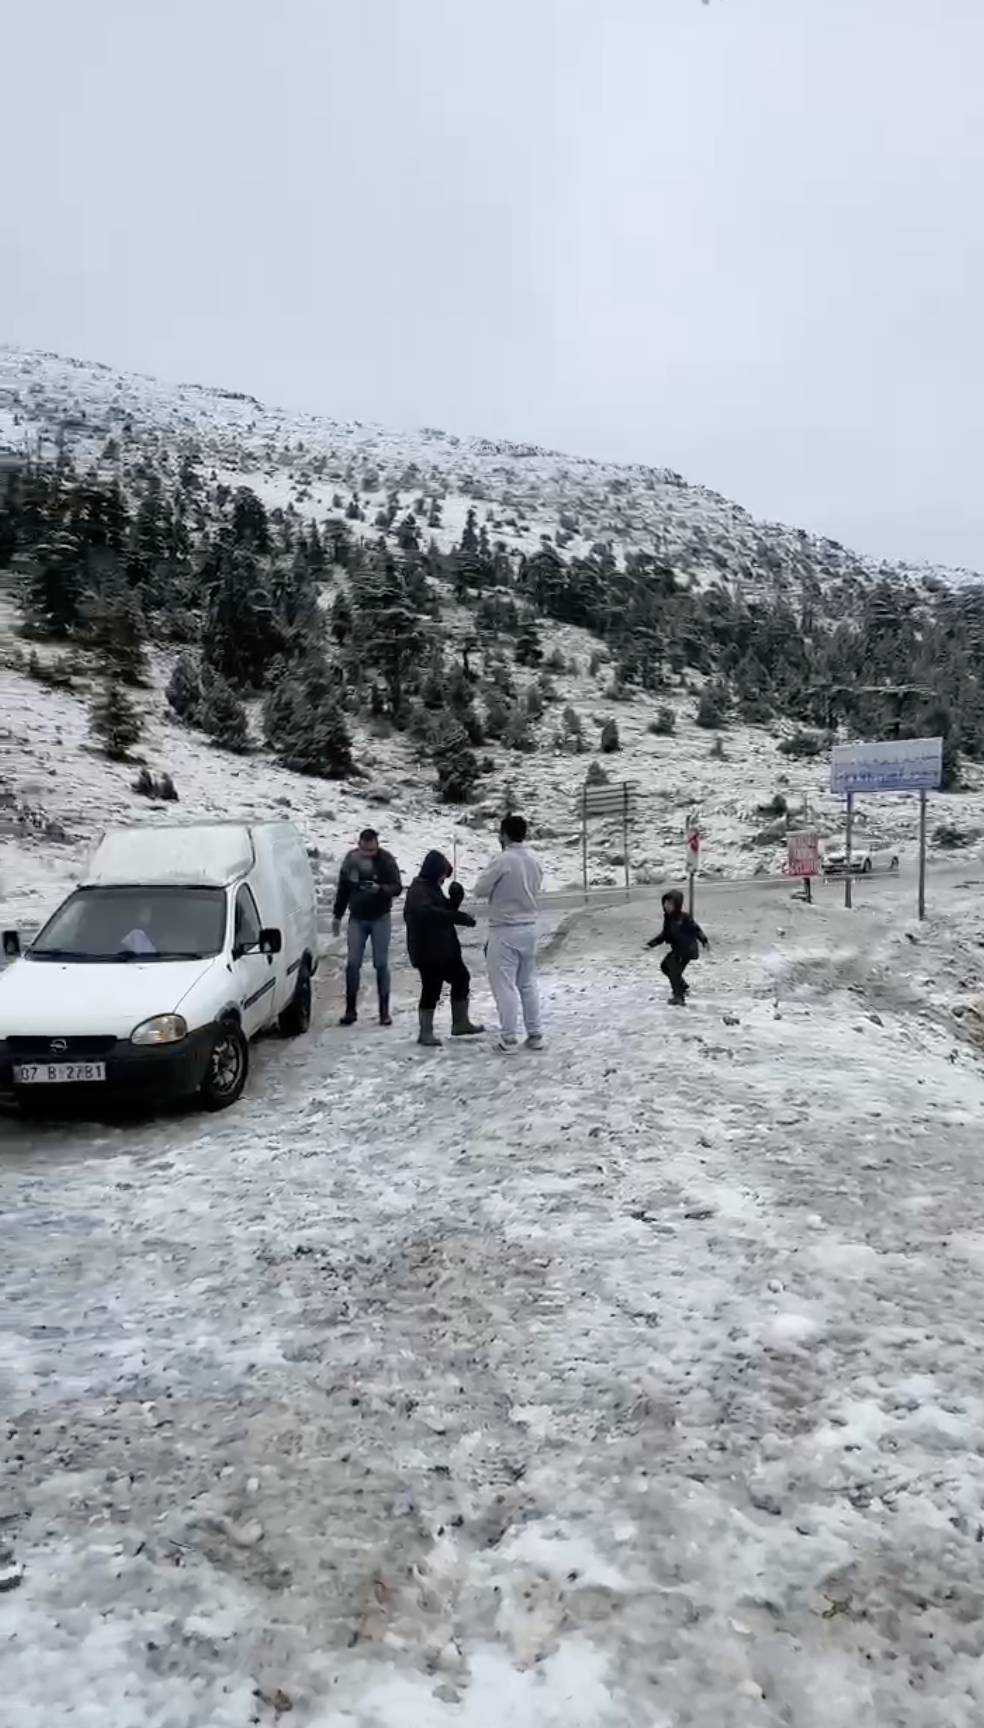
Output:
top-left (486, 924), bottom-right (541, 1041)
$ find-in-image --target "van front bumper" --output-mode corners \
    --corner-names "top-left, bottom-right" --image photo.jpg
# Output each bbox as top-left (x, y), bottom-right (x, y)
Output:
top-left (0, 1027), bottom-right (217, 1106)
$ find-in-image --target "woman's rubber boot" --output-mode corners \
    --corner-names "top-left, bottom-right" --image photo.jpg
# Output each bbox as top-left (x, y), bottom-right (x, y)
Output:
top-left (451, 998), bottom-right (484, 1037)
top-left (378, 989), bottom-right (392, 1027)
top-left (417, 1009), bottom-right (442, 1047)
top-left (339, 992), bottom-right (358, 1026)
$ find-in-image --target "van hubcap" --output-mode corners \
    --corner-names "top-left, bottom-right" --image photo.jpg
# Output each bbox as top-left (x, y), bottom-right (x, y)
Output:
top-left (210, 1033), bottom-right (243, 1095)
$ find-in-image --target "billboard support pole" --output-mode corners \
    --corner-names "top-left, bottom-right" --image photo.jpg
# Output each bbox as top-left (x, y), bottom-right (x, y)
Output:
top-left (844, 792), bottom-right (854, 910)
top-left (918, 791), bottom-right (927, 921)
top-left (622, 781), bottom-right (631, 898)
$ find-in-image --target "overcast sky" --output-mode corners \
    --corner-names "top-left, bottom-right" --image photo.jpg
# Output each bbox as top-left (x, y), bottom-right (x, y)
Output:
top-left (3, 1), bottom-right (983, 570)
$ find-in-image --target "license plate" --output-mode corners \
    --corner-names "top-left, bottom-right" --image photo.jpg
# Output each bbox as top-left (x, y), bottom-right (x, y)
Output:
top-left (14, 1062), bottom-right (107, 1085)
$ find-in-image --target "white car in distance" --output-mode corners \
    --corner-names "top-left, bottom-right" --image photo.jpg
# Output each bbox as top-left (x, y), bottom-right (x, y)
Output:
top-left (821, 846), bottom-right (900, 876)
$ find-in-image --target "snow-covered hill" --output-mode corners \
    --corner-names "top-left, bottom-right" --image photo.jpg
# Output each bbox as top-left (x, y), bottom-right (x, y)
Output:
top-left (2, 345), bottom-right (980, 604)
top-left (3, 344), bottom-right (984, 928)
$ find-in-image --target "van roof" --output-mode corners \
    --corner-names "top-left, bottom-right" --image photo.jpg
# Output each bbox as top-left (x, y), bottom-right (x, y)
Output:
top-left (82, 822), bottom-right (291, 887)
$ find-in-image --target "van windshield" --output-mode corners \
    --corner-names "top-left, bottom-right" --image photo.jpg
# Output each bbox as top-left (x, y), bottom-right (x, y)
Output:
top-left (29, 886), bottom-right (228, 963)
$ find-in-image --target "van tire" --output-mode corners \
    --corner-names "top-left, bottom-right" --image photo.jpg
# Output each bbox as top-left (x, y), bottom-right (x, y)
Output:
top-left (279, 963), bottom-right (312, 1036)
top-left (200, 1021), bottom-right (249, 1110)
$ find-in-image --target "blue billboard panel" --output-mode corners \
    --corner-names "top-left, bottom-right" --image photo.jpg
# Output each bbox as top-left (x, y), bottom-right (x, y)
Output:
top-left (830, 737), bottom-right (943, 795)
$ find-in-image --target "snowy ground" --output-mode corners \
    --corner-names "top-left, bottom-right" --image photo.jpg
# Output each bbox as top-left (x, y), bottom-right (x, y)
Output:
top-left (5, 873), bottom-right (984, 1725)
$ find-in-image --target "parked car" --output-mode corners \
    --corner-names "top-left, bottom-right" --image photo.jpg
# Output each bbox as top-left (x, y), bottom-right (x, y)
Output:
top-left (821, 846), bottom-right (900, 876)
top-left (0, 820), bottom-right (318, 1112)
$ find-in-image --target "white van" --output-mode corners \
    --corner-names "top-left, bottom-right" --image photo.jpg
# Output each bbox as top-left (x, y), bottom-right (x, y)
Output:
top-left (0, 820), bottom-right (319, 1112)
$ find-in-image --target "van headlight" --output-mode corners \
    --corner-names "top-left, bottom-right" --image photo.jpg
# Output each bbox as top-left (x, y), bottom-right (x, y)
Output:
top-left (131, 1014), bottom-right (188, 1046)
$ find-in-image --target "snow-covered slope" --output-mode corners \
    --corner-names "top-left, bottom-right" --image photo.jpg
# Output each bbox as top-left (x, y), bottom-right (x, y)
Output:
top-left (3, 344), bottom-right (984, 927)
top-left (3, 610), bottom-right (982, 933)
top-left (2, 345), bottom-right (980, 600)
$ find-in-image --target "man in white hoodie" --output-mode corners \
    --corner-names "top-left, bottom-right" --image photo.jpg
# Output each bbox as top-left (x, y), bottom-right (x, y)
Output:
top-left (473, 813), bottom-right (544, 1051)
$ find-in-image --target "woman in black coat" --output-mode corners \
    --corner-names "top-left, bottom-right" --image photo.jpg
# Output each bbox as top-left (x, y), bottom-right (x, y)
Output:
top-left (404, 850), bottom-right (484, 1045)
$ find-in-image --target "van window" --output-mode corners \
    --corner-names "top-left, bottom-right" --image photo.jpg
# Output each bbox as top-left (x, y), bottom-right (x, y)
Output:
top-left (234, 886), bottom-right (262, 954)
top-left (29, 886), bottom-right (227, 963)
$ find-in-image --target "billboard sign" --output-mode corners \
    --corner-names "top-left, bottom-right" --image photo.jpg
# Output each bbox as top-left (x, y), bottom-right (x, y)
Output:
top-left (830, 737), bottom-right (942, 796)
top-left (581, 782), bottom-right (638, 818)
top-left (787, 829), bottom-right (820, 878)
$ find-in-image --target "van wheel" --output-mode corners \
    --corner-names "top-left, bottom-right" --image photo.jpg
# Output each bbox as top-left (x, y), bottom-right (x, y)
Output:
top-left (201, 1022), bottom-right (249, 1110)
top-left (279, 964), bottom-right (312, 1036)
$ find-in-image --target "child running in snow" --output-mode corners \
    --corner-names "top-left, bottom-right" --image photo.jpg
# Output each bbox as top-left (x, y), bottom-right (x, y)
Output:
top-left (646, 889), bottom-right (709, 1005)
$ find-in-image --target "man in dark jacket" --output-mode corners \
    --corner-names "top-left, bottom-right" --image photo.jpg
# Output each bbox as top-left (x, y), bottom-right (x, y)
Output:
top-left (404, 850), bottom-right (484, 1046)
top-left (646, 889), bottom-right (709, 1005)
top-left (332, 828), bottom-right (402, 1026)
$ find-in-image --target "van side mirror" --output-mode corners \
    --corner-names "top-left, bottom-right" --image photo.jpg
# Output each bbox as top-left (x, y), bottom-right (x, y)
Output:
top-left (259, 927), bottom-right (283, 956)
top-left (2, 930), bottom-right (21, 960)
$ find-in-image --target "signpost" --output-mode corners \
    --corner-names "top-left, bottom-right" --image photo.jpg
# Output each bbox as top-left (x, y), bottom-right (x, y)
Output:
top-left (579, 781), bottom-right (638, 897)
top-left (787, 828), bottom-right (820, 902)
top-left (829, 737), bottom-right (942, 919)
top-left (685, 814), bottom-right (701, 915)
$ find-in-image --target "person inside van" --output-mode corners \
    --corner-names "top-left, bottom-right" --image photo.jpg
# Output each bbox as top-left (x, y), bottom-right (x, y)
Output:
top-left (332, 828), bottom-right (403, 1026)
top-left (120, 903), bottom-right (157, 956)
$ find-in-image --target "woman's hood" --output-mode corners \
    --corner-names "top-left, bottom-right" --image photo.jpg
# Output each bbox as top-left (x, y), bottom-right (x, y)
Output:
top-left (418, 850), bottom-right (452, 884)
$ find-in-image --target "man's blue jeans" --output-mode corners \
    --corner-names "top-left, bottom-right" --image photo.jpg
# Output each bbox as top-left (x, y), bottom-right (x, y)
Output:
top-left (346, 914), bottom-right (391, 1001)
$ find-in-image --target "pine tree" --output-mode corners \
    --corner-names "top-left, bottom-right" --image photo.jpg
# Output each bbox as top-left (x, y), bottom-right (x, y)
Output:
top-left (505, 706), bottom-right (536, 752)
top-left (90, 680), bottom-right (143, 760)
top-left (397, 512), bottom-right (421, 553)
top-left (231, 487), bottom-right (270, 552)
top-left (561, 705), bottom-right (585, 751)
top-left (348, 554), bottom-right (430, 724)
top-left (204, 547), bottom-right (283, 690)
top-left (83, 586), bottom-right (149, 685)
top-left (24, 530), bottom-right (84, 637)
top-left (279, 697), bottom-right (355, 779)
top-left (524, 683), bottom-right (544, 721)
top-left (264, 657), bottom-right (355, 779)
top-left (262, 677), bottom-right (299, 753)
top-left (434, 720), bottom-right (481, 803)
top-left (166, 652), bottom-right (203, 723)
top-left (200, 671), bottom-right (250, 752)
top-left (600, 718), bottom-right (620, 753)
top-left (515, 618), bottom-right (543, 667)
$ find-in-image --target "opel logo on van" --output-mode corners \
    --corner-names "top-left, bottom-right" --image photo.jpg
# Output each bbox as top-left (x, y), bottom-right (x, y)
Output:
top-left (50, 1038), bottom-right (67, 1055)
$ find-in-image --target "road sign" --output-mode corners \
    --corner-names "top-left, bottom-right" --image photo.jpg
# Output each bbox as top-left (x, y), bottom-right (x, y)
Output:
top-left (830, 737), bottom-right (943, 795)
top-left (579, 781), bottom-right (638, 896)
top-left (787, 829), bottom-right (820, 877)
top-left (581, 783), bottom-right (638, 818)
top-left (685, 822), bottom-right (700, 875)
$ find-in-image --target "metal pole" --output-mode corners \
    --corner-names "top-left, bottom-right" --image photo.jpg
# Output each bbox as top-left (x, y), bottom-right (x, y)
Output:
top-left (622, 783), bottom-right (630, 898)
top-left (844, 791), bottom-right (854, 910)
top-left (918, 791), bottom-right (927, 921)
top-left (581, 787), bottom-right (589, 902)
top-left (453, 836), bottom-right (458, 882)
top-left (687, 868), bottom-right (695, 918)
